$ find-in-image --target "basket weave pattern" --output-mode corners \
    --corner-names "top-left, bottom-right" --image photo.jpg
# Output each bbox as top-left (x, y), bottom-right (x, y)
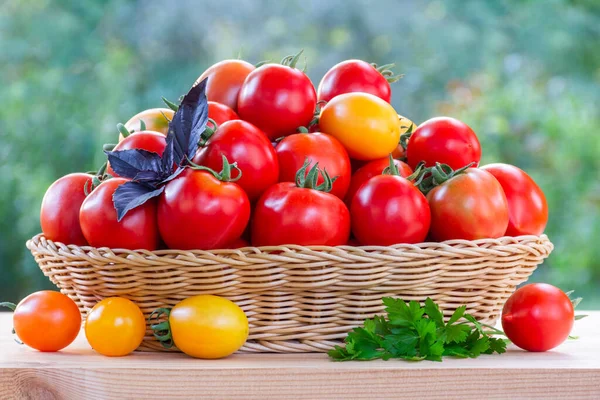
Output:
top-left (27, 234), bottom-right (553, 353)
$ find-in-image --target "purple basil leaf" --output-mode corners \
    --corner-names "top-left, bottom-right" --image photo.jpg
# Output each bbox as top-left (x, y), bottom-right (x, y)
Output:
top-left (169, 78), bottom-right (208, 164)
top-left (113, 181), bottom-right (165, 222)
top-left (160, 165), bottom-right (186, 184)
top-left (105, 149), bottom-right (163, 179)
top-left (134, 170), bottom-right (161, 182)
top-left (161, 133), bottom-right (175, 171)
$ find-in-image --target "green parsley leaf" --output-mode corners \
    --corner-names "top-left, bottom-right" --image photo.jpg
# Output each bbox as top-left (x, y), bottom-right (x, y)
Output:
top-left (424, 297), bottom-right (444, 327)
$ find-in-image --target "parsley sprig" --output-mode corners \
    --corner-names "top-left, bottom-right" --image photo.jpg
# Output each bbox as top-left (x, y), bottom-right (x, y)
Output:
top-left (328, 298), bottom-right (507, 361)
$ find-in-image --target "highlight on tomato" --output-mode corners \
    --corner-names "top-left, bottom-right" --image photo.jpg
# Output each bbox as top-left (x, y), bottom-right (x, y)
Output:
top-left (207, 101), bottom-right (239, 129)
top-left (106, 128), bottom-right (167, 178)
top-left (237, 50), bottom-right (317, 140)
top-left (151, 295), bottom-right (249, 359)
top-left (317, 59), bottom-right (402, 103)
top-left (319, 92), bottom-right (400, 160)
top-left (197, 59), bottom-right (255, 111)
top-left (0, 291), bottom-right (81, 352)
top-left (122, 108), bottom-right (174, 140)
top-left (40, 172), bottom-right (93, 246)
top-left (85, 297), bottom-right (146, 357)
top-left (276, 130), bottom-right (351, 199)
top-left (251, 159), bottom-right (351, 246)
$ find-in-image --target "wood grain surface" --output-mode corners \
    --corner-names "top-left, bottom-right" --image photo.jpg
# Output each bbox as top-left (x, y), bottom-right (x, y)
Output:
top-left (0, 312), bottom-right (599, 400)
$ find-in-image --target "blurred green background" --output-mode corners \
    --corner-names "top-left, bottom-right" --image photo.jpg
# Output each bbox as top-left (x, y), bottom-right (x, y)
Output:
top-left (1, 0), bottom-right (599, 306)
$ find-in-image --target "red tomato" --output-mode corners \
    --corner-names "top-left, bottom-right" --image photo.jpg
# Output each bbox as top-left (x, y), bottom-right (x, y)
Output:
top-left (502, 283), bottom-right (574, 352)
top-left (351, 173), bottom-right (430, 246)
top-left (345, 157), bottom-right (412, 206)
top-left (79, 178), bottom-right (160, 250)
top-left (426, 168), bottom-right (509, 241)
top-left (251, 164), bottom-right (350, 246)
top-left (481, 163), bottom-right (548, 236)
top-left (6, 291), bottom-right (81, 352)
top-left (237, 63), bottom-right (317, 140)
top-left (276, 132), bottom-right (351, 199)
top-left (193, 120), bottom-right (279, 202)
top-left (158, 166), bottom-right (250, 250)
top-left (106, 131), bottom-right (166, 177)
top-left (208, 101), bottom-right (239, 130)
top-left (197, 59), bottom-right (255, 111)
top-left (40, 173), bottom-right (93, 245)
top-left (406, 117), bottom-right (481, 170)
top-left (317, 60), bottom-right (392, 103)
top-left (225, 238), bottom-right (250, 249)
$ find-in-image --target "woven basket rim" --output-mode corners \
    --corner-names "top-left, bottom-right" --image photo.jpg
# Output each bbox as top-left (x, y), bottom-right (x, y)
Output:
top-left (27, 233), bottom-right (551, 257)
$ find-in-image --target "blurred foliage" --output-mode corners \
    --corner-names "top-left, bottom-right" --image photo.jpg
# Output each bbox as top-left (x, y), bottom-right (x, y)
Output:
top-left (1, 0), bottom-right (599, 305)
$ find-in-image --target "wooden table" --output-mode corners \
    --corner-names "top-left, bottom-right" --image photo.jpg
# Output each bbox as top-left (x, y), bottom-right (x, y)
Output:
top-left (0, 312), bottom-right (599, 400)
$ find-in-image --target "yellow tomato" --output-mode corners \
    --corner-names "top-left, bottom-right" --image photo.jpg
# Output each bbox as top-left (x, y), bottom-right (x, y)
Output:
top-left (85, 297), bottom-right (146, 357)
top-left (166, 295), bottom-right (248, 359)
top-left (120, 108), bottom-right (175, 141)
top-left (319, 92), bottom-right (400, 161)
top-left (392, 114), bottom-right (418, 159)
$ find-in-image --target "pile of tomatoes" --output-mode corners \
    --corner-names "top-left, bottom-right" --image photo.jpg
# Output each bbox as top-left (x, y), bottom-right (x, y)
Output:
top-left (40, 52), bottom-right (549, 251)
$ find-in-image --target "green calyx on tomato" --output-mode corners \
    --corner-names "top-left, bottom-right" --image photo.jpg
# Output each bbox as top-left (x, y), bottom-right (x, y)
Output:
top-left (162, 96), bottom-right (180, 112)
top-left (412, 162), bottom-right (475, 195)
top-left (149, 307), bottom-right (174, 348)
top-left (295, 158), bottom-right (337, 192)
top-left (189, 154), bottom-right (242, 183)
top-left (280, 49), bottom-right (307, 72)
top-left (369, 62), bottom-right (404, 83)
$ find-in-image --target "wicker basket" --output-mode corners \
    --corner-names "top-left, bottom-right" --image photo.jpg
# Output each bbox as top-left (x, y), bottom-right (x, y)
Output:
top-left (27, 233), bottom-right (553, 353)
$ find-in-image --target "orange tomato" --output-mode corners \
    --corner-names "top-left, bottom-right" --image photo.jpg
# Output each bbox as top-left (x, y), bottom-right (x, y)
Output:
top-left (121, 108), bottom-right (174, 141)
top-left (85, 298), bottom-right (146, 357)
top-left (197, 60), bottom-right (255, 112)
top-left (2, 291), bottom-right (81, 352)
top-left (319, 92), bottom-right (400, 160)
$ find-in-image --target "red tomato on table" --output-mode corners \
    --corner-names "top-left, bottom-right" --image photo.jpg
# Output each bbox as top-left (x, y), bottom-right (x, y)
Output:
top-left (481, 163), bottom-right (548, 236)
top-left (79, 178), bottom-right (160, 250)
top-left (40, 173), bottom-right (93, 245)
top-left (193, 120), bottom-right (279, 202)
top-left (276, 132), bottom-right (351, 199)
top-left (406, 117), bottom-right (481, 170)
top-left (426, 167), bottom-right (509, 241)
top-left (345, 157), bottom-right (412, 206)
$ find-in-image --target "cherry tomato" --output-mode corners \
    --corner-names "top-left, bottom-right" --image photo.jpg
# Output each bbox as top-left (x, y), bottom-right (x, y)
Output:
top-left (426, 168), bottom-right (509, 241)
top-left (40, 173), bottom-right (93, 246)
top-left (2, 291), bottom-right (80, 352)
top-left (197, 59), bottom-right (255, 111)
top-left (207, 101), bottom-right (239, 130)
top-left (79, 178), bottom-right (160, 250)
top-left (351, 168), bottom-right (430, 245)
top-left (122, 108), bottom-right (174, 140)
top-left (158, 162), bottom-right (251, 250)
top-left (345, 157), bottom-right (412, 206)
top-left (85, 297), bottom-right (146, 357)
top-left (317, 59), bottom-right (393, 103)
top-left (406, 116), bottom-right (481, 170)
top-left (391, 115), bottom-right (417, 159)
top-left (319, 92), bottom-right (400, 160)
top-left (276, 132), bottom-right (351, 199)
top-left (481, 163), bottom-right (548, 236)
top-left (225, 238), bottom-right (250, 249)
top-left (502, 283), bottom-right (574, 352)
top-left (193, 120), bottom-right (279, 202)
top-left (106, 131), bottom-right (167, 177)
top-left (238, 63), bottom-right (317, 140)
top-left (251, 164), bottom-right (350, 246)
top-left (155, 295), bottom-right (249, 359)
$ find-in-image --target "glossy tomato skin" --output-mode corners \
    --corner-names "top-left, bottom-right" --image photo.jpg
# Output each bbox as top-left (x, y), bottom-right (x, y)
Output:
top-left (208, 101), bottom-right (239, 130)
top-left (351, 175), bottom-right (430, 245)
top-left (79, 178), bottom-right (160, 250)
top-left (317, 59), bottom-right (391, 103)
top-left (198, 59), bottom-right (255, 111)
top-left (106, 131), bottom-right (167, 177)
top-left (406, 117), bottom-right (481, 170)
top-left (85, 297), bottom-right (146, 357)
top-left (427, 168), bottom-right (509, 241)
top-left (12, 291), bottom-right (81, 352)
top-left (276, 132), bottom-right (351, 199)
top-left (40, 173), bottom-right (93, 246)
top-left (237, 64), bottom-right (317, 140)
top-left (169, 295), bottom-right (249, 359)
top-left (193, 120), bottom-right (279, 202)
top-left (319, 92), bottom-right (400, 160)
top-left (481, 163), bottom-right (548, 236)
top-left (158, 169), bottom-right (250, 250)
top-left (345, 158), bottom-right (412, 206)
top-left (122, 108), bottom-right (174, 140)
top-left (502, 284), bottom-right (574, 352)
top-left (251, 183), bottom-right (350, 246)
